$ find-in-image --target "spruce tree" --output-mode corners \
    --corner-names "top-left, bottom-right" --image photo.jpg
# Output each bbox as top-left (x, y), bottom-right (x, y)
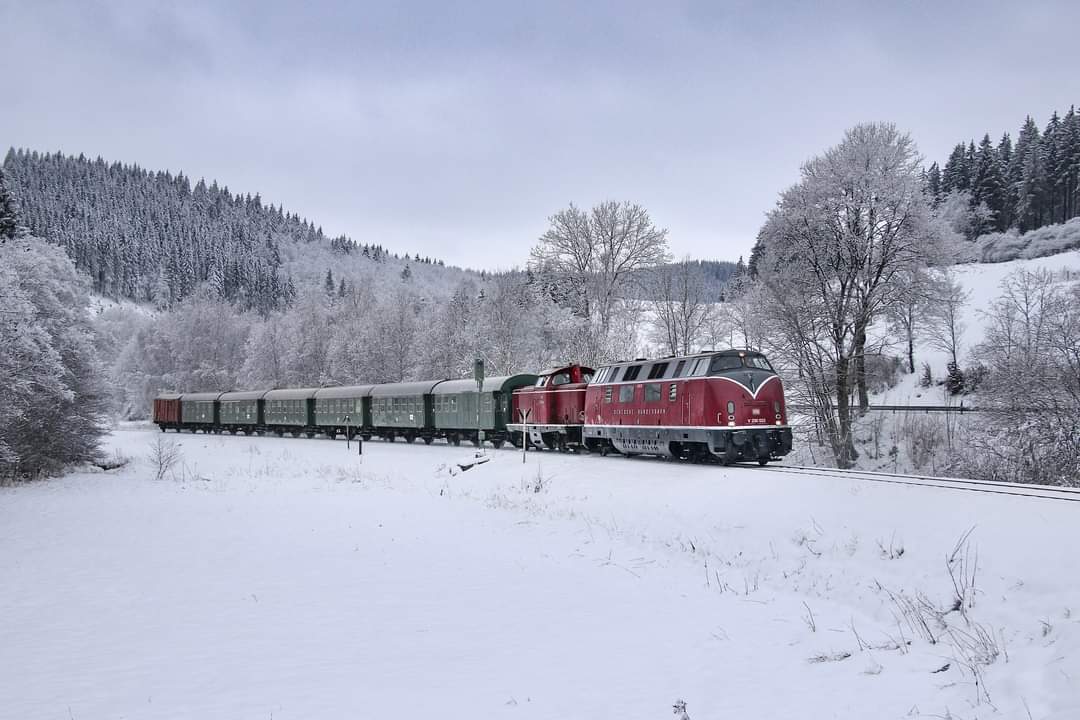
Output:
top-left (0, 168), bottom-right (26, 240)
top-left (925, 162), bottom-right (942, 206)
top-left (972, 134), bottom-right (1007, 232)
top-left (942, 144), bottom-right (969, 193)
top-left (324, 268), bottom-right (335, 296)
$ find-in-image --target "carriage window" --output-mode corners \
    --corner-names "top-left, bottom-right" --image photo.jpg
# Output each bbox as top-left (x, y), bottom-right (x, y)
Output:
top-left (623, 365), bottom-right (642, 382)
top-left (644, 383), bottom-right (662, 402)
top-left (618, 385), bottom-right (635, 403)
top-left (552, 372), bottom-right (571, 386)
top-left (647, 363), bottom-right (668, 380)
top-left (669, 383), bottom-right (678, 401)
top-left (604, 386), bottom-right (613, 403)
top-left (708, 355), bottom-right (744, 374)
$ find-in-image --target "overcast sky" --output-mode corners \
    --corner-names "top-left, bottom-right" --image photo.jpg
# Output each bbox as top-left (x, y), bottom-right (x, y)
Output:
top-left (4, 1), bottom-right (1078, 269)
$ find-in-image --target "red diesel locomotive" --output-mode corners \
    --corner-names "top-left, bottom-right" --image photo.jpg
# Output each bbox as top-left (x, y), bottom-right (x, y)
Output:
top-left (507, 350), bottom-right (793, 464)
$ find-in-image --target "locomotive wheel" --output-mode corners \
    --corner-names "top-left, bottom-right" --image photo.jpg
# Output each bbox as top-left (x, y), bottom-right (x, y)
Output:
top-left (492, 439), bottom-right (504, 449)
top-left (451, 434), bottom-right (461, 446)
top-left (423, 436), bottom-right (433, 445)
top-left (757, 458), bottom-right (769, 466)
top-left (405, 434), bottom-right (416, 444)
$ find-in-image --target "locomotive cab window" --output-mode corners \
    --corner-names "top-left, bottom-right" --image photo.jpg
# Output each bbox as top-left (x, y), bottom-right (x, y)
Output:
top-left (745, 355), bottom-right (774, 371)
top-left (552, 372), bottom-right (570, 386)
top-left (708, 355), bottom-right (743, 374)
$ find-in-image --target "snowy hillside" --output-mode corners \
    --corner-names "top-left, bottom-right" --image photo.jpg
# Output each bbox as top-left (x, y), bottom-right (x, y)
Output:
top-left (2, 425), bottom-right (1077, 720)
top-left (874, 248), bottom-right (1080, 407)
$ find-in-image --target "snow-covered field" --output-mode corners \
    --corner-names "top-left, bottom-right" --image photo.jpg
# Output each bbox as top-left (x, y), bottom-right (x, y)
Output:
top-left (3, 425), bottom-right (1078, 720)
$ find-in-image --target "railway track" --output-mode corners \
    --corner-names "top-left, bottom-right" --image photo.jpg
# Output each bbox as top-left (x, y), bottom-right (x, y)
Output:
top-left (752, 463), bottom-right (1080, 503)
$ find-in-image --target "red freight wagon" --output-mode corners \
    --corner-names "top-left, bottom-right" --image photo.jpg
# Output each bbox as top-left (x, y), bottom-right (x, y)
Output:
top-left (153, 393), bottom-right (182, 430)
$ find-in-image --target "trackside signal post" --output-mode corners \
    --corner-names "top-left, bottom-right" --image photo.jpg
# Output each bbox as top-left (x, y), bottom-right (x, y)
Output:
top-left (474, 358), bottom-right (484, 449)
top-left (519, 408), bottom-right (530, 463)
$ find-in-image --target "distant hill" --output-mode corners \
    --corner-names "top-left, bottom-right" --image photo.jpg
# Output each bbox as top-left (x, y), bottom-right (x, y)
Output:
top-left (2, 148), bottom-right (465, 313)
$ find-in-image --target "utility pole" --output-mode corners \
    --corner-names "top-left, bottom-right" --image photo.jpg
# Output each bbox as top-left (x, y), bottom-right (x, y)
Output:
top-left (344, 413), bottom-right (351, 449)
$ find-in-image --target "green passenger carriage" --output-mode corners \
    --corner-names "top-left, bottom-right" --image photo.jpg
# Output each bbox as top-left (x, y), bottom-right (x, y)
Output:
top-left (180, 392), bottom-right (222, 429)
top-left (431, 374), bottom-right (538, 446)
top-left (263, 388), bottom-right (318, 436)
top-left (218, 390), bottom-right (266, 433)
top-left (313, 385), bottom-right (375, 439)
top-left (369, 380), bottom-right (442, 442)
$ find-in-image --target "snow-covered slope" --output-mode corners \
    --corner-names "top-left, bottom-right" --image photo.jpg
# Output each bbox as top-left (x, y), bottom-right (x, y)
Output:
top-left (2, 426), bottom-right (1077, 719)
top-left (875, 248), bottom-right (1080, 407)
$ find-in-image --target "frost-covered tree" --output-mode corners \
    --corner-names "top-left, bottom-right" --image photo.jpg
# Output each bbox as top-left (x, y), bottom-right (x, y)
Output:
top-left (970, 270), bottom-right (1080, 485)
top-left (530, 201), bottom-right (669, 363)
top-left (757, 123), bottom-right (937, 467)
top-left (647, 258), bottom-right (713, 356)
top-left (0, 238), bottom-right (107, 477)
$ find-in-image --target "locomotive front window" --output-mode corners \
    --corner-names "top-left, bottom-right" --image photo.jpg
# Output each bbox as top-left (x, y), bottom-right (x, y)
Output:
top-left (534, 377), bottom-right (547, 387)
top-left (708, 355), bottom-right (743, 374)
top-left (552, 372), bottom-right (570, 386)
top-left (745, 355), bottom-right (774, 371)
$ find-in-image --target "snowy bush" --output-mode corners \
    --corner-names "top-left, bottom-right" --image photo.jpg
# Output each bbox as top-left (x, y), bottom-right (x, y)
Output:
top-left (972, 217), bottom-right (1080, 264)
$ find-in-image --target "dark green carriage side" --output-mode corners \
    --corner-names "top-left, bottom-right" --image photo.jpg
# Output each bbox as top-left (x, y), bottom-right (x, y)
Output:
top-left (219, 390), bottom-right (266, 425)
top-left (263, 388), bottom-right (317, 426)
top-left (313, 386), bottom-right (375, 429)
top-left (370, 381), bottom-right (443, 430)
top-left (432, 374), bottom-right (538, 432)
top-left (181, 392), bottom-right (223, 425)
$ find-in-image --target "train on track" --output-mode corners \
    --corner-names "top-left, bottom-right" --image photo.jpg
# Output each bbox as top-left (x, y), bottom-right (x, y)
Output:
top-left (153, 349), bottom-right (794, 465)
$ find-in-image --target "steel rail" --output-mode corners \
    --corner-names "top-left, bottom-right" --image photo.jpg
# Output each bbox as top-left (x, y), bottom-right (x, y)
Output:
top-left (751, 463), bottom-right (1080, 503)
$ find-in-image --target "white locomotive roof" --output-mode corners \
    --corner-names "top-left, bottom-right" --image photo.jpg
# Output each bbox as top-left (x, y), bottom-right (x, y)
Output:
top-left (155, 392), bottom-right (183, 400)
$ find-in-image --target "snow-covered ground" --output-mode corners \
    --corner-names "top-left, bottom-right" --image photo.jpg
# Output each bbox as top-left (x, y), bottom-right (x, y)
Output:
top-left (875, 249), bottom-right (1080, 407)
top-left (3, 425), bottom-right (1078, 719)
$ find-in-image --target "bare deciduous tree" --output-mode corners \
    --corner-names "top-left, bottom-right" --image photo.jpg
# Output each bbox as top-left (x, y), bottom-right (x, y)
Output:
top-left (648, 259), bottom-right (713, 356)
top-left (757, 123), bottom-right (937, 467)
top-left (531, 201), bottom-right (669, 362)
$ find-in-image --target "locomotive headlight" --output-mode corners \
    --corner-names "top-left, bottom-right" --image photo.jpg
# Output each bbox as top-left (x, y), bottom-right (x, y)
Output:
top-left (726, 401), bottom-right (735, 414)
top-left (773, 400), bottom-right (780, 414)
